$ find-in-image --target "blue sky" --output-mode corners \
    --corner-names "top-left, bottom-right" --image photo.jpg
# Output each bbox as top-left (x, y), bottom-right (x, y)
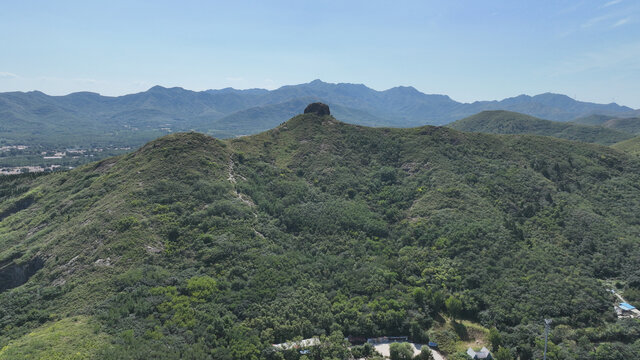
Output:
top-left (1, 0), bottom-right (638, 107)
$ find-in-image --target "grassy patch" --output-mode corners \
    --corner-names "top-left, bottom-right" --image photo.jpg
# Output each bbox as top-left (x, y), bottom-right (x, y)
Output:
top-left (428, 318), bottom-right (489, 355)
top-left (0, 316), bottom-right (111, 360)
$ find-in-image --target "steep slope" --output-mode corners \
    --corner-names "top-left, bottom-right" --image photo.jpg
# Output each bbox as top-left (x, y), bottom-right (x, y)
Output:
top-left (1, 113), bottom-right (640, 359)
top-left (448, 110), bottom-right (633, 145)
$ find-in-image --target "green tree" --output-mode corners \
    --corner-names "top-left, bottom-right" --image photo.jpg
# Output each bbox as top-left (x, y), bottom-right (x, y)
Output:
top-left (449, 351), bottom-right (472, 360)
top-left (413, 349), bottom-right (434, 360)
top-left (186, 275), bottom-right (217, 300)
top-left (310, 331), bottom-right (351, 360)
top-left (410, 320), bottom-right (428, 343)
top-left (594, 343), bottom-right (632, 360)
top-left (350, 343), bottom-right (376, 359)
top-left (494, 346), bottom-right (512, 360)
top-left (390, 342), bottom-right (414, 360)
top-left (445, 296), bottom-right (462, 322)
top-left (412, 287), bottom-right (427, 306)
top-left (488, 328), bottom-right (503, 351)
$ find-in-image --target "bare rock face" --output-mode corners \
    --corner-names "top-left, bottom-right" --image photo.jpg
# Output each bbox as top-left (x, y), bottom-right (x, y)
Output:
top-left (0, 256), bottom-right (44, 292)
top-left (304, 102), bottom-right (330, 116)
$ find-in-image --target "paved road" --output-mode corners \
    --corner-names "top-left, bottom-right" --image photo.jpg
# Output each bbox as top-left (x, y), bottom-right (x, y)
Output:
top-left (428, 347), bottom-right (446, 360)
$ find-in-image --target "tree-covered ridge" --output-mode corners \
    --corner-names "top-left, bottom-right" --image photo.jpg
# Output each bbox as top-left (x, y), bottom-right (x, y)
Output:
top-left (447, 110), bottom-right (633, 145)
top-left (612, 136), bottom-right (640, 157)
top-left (573, 114), bottom-right (640, 135)
top-left (1, 114), bottom-right (640, 359)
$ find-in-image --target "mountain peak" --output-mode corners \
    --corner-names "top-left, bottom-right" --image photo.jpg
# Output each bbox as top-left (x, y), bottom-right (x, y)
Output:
top-left (147, 85), bottom-right (187, 93)
top-left (387, 85), bottom-right (419, 93)
top-left (148, 85), bottom-right (167, 92)
top-left (532, 92), bottom-right (574, 102)
top-left (303, 102), bottom-right (331, 116)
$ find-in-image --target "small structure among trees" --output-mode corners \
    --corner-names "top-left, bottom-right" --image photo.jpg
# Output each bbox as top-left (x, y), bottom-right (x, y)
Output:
top-left (389, 342), bottom-right (414, 360)
top-left (467, 346), bottom-right (493, 359)
top-left (272, 337), bottom-right (320, 350)
top-left (618, 302), bottom-right (636, 313)
top-left (367, 336), bottom-right (409, 344)
top-left (616, 302), bottom-right (639, 318)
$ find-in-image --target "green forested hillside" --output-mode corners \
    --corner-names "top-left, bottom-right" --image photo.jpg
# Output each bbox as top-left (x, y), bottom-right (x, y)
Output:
top-left (602, 117), bottom-right (640, 135)
top-left (574, 115), bottom-right (640, 135)
top-left (448, 110), bottom-right (633, 145)
top-left (612, 136), bottom-right (640, 156)
top-left (1, 113), bottom-right (640, 359)
top-left (571, 114), bottom-right (618, 126)
top-left (574, 115), bottom-right (640, 134)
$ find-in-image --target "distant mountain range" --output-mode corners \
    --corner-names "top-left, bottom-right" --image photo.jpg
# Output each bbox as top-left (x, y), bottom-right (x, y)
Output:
top-left (1, 80), bottom-right (638, 148)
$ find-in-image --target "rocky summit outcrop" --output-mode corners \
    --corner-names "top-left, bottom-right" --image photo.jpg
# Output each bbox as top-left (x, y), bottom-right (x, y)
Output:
top-left (304, 102), bottom-right (330, 116)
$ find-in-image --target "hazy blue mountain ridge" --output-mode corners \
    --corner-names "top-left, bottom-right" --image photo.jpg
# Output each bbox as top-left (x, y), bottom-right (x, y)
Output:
top-left (1, 80), bottom-right (637, 149)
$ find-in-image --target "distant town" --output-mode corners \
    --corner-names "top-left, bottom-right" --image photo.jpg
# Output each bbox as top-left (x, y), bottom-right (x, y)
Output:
top-left (0, 145), bottom-right (133, 175)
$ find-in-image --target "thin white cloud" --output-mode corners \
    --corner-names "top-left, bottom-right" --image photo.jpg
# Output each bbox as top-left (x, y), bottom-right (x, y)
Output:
top-left (603, 0), bottom-right (623, 8)
top-left (613, 17), bottom-right (630, 27)
top-left (0, 72), bottom-right (18, 79)
top-left (582, 14), bottom-right (613, 28)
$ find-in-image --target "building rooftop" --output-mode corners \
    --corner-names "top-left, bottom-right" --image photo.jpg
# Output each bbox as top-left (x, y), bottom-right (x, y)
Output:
top-left (467, 346), bottom-right (492, 359)
top-left (272, 337), bottom-right (320, 350)
top-left (620, 302), bottom-right (636, 311)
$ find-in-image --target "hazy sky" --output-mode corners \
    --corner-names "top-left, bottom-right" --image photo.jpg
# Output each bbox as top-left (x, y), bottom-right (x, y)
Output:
top-left (1, 0), bottom-right (639, 107)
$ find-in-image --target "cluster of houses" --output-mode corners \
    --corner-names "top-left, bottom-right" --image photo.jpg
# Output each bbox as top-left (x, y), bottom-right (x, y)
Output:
top-left (272, 335), bottom-right (413, 351)
top-left (266, 299), bottom-right (640, 360)
top-left (272, 334), bottom-right (488, 359)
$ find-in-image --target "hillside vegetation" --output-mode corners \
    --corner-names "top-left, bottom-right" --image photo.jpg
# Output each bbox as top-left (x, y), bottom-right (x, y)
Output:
top-left (574, 115), bottom-right (640, 135)
top-left (1, 113), bottom-right (640, 359)
top-left (602, 117), bottom-right (640, 134)
top-left (612, 136), bottom-right (640, 156)
top-left (448, 110), bottom-right (633, 145)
